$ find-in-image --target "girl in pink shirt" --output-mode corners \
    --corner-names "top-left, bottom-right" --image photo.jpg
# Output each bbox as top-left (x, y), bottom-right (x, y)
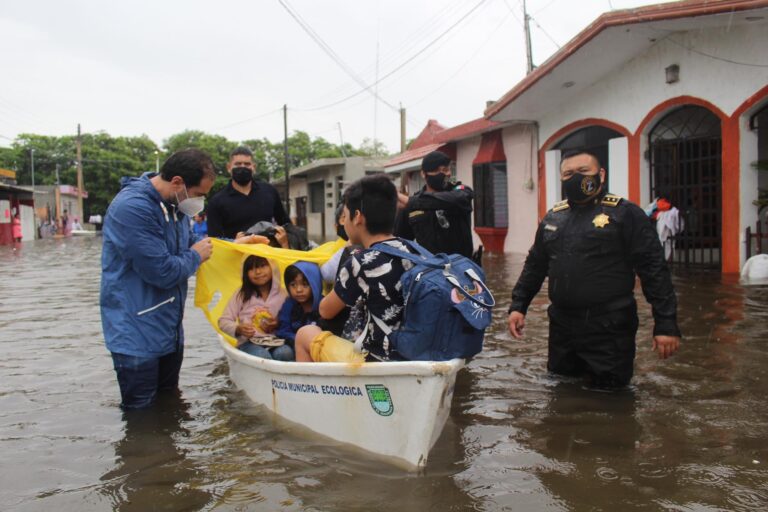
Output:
top-left (218, 255), bottom-right (292, 360)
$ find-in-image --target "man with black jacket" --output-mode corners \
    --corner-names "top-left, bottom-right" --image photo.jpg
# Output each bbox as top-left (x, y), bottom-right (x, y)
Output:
top-left (395, 150), bottom-right (475, 258)
top-left (207, 146), bottom-right (289, 239)
top-left (508, 150), bottom-right (681, 388)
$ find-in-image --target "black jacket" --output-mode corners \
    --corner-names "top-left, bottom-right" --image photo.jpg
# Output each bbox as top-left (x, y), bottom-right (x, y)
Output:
top-left (395, 184), bottom-right (474, 258)
top-left (510, 192), bottom-right (681, 337)
top-left (207, 180), bottom-right (289, 239)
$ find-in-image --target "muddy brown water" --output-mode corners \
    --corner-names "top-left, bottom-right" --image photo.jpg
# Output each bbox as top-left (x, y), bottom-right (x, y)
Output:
top-left (1, 237), bottom-right (767, 511)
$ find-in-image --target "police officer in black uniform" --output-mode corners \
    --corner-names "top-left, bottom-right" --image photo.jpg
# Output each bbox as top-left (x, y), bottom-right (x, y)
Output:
top-left (395, 150), bottom-right (475, 259)
top-left (507, 150), bottom-right (681, 388)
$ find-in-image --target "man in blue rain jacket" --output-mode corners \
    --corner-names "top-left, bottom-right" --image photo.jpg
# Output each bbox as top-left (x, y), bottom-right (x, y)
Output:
top-left (100, 149), bottom-right (215, 410)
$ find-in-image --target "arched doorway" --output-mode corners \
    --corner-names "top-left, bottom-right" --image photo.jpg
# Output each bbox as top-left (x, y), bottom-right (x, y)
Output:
top-left (650, 105), bottom-right (722, 268)
top-left (555, 125), bottom-right (624, 193)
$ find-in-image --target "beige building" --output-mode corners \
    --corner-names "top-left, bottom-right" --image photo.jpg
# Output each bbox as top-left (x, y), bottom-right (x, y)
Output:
top-left (285, 156), bottom-right (384, 242)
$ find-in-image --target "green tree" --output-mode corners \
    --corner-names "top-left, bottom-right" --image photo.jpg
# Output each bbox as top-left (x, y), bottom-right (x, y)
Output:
top-left (357, 137), bottom-right (390, 157)
top-left (0, 128), bottom-right (386, 219)
top-left (0, 132), bottom-right (157, 217)
top-left (163, 130), bottom-right (239, 197)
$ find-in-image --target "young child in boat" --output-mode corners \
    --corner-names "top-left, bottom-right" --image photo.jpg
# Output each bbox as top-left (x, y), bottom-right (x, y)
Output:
top-left (294, 174), bottom-right (418, 362)
top-left (218, 255), bottom-right (293, 360)
top-left (275, 262), bottom-right (323, 346)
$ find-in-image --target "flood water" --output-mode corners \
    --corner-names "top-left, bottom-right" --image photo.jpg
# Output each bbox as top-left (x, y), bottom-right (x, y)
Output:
top-left (1, 236), bottom-right (767, 511)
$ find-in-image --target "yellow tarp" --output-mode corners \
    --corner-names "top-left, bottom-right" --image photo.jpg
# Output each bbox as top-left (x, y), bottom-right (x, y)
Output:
top-left (194, 237), bottom-right (345, 346)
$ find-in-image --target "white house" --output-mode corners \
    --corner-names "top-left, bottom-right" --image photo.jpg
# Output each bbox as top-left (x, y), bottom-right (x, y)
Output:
top-left (486, 0), bottom-right (768, 273)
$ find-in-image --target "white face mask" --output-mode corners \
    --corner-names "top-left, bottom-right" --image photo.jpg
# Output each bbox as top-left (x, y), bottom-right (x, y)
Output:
top-left (175, 185), bottom-right (205, 217)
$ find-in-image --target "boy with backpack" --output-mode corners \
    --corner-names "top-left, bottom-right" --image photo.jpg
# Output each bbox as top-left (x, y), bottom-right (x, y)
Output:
top-left (294, 174), bottom-right (495, 363)
top-left (294, 174), bottom-right (418, 362)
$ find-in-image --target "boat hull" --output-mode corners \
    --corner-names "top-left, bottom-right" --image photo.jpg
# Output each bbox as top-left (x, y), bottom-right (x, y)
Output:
top-left (219, 336), bottom-right (463, 469)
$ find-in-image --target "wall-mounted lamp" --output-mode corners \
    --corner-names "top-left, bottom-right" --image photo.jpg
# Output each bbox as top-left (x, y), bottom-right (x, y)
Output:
top-left (665, 64), bottom-right (680, 84)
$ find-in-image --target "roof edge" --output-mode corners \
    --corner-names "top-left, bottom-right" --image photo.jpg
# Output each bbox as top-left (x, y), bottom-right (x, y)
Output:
top-left (485, 0), bottom-right (768, 119)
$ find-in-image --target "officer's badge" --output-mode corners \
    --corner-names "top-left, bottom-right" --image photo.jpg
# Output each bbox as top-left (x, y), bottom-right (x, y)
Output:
top-left (592, 213), bottom-right (610, 228)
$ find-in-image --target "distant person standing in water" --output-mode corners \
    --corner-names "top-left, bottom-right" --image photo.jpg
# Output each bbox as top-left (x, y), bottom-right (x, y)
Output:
top-left (395, 150), bottom-right (476, 259)
top-left (192, 212), bottom-right (208, 237)
top-left (12, 212), bottom-right (22, 242)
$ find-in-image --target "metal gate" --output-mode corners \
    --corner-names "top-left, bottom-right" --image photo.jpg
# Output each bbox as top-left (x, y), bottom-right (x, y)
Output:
top-left (650, 106), bottom-right (722, 268)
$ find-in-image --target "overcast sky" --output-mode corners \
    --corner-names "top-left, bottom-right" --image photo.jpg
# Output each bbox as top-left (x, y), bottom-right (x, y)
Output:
top-left (0, 0), bottom-right (675, 152)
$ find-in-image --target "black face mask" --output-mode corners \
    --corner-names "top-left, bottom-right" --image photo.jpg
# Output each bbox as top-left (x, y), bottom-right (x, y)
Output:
top-left (425, 173), bottom-right (450, 191)
top-left (563, 173), bottom-right (601, 203)
top-left (336, 223), bottom-right (348, 241)
top-left (231, 166), bottom-right (253, 185)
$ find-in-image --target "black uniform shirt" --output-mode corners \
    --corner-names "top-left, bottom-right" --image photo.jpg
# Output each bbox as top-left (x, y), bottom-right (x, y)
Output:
top-left (510, 192), bottom-right (681, 337)
top-left (207, 180), bottom-right (289, 239)
top-left (394, 184), bottom-right (474, 258)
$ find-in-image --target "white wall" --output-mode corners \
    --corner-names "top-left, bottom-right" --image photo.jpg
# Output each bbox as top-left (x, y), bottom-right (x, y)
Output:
top-left (456, 137), bottom-right (482, 250)
top-left (502, 125), bottom-right (539, 254)
top-left (20, 204), bottom-right (35, 241)
top-left (544, 149), bottom-right (561, 209)
top-left (537, 24), bottom-right (768, 145)
top-left (739, 110), bottom-right (763, 264)
top-left (608, 137), bottom-right (629, 199)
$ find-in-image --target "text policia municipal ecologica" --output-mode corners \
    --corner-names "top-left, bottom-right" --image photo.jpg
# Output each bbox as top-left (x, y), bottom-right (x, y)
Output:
top-left (271, 379), bottom-right (363, 397)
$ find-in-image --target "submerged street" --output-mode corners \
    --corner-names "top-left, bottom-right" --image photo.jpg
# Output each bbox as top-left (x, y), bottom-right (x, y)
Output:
top-left (1, 237), bottom-right (766, 510)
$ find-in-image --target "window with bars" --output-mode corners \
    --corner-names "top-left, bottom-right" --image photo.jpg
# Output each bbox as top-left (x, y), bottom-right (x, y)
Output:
top-left (308, 181), bottom-right (324, 214)
top-left (472, 162), bottom-right (508, 228)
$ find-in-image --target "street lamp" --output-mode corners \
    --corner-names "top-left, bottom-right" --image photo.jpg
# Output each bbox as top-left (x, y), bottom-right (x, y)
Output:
top-left (30, 148), bottom-right (35, 189)
top-left (154, 150), bottom-right (160, 173)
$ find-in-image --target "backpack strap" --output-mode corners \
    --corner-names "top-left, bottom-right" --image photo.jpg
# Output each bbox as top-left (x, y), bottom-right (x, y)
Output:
top-left (353, 310), bottom-right (392, 354)
top-left (375, 241), bottom-right (496, 309)
top-left (353, 314), bottom-right (369, 354)
top-left (372, 240), bottom-right (447, 270)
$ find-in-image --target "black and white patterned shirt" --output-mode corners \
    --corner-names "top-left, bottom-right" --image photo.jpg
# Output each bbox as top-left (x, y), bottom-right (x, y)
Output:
top-left (334, 238), bottom-right (416, 360)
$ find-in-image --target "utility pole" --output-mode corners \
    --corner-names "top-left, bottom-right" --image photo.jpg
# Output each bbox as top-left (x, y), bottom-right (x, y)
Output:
top-left (55, 163), bottom-right (60, 185)
top-left (400, 105), bottom-right (406, 153)
top-left (76, 124), bottom-right (84, 219)
top-left (337, 122), bottom-right (347, 158)
top-left (523, 0), bottom-right (534, 74)
top-left (283, 104), bottom-right (290, 217)
top-left (30, 148), bottom-right (35, 189)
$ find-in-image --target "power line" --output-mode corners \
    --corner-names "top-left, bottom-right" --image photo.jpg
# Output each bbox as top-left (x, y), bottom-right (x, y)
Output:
top-left (277, 0), bottom-right (399, 112)
top-left (296, 0), bottom-right (490, 112)
top-left (529, 14), bottom-right (561, 48)
top-left (666, 36), bottom-right (768, 68)
top-left (535, 0), bottom-right (561, 15)
top-left (300, 0), bottom-right (470, 107)
top-left (0, 94), bottom-right (51, 129)
top-left (214, 107), bottom-right (283, 130)
top-left (503, 0), bottom-right (560, 49)
top-left (409, 9), bottom-right (514, 107)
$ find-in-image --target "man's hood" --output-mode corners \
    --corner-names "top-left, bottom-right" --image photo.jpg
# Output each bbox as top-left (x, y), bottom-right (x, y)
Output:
top-left (119, 172), bottom-right (163, 203)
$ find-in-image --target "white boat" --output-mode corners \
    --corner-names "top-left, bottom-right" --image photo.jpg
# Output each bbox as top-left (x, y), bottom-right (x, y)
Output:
top-left (70, 229), bottom-right (98, 236)
top-left (218, 335), bottom-right (464, 470)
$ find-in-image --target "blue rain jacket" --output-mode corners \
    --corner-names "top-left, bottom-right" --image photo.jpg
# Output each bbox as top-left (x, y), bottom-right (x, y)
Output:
top-left (275, 261), bottom-right (322, 345)
top-left (100, 173), bottom-right (203, 357)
